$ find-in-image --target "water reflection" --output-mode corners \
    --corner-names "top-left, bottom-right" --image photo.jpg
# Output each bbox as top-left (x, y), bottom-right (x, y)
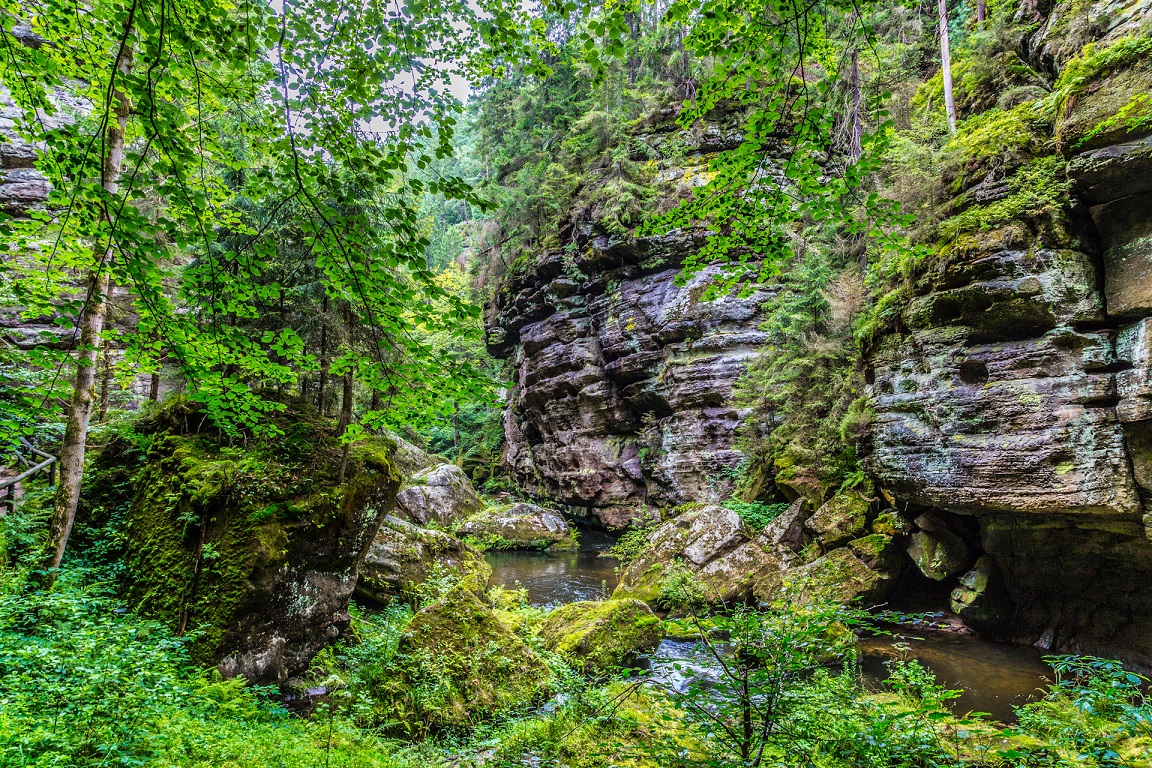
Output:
top-left (485, 526), bottom-right (622, 606)
top-left (484, 530), bottom-right (1053, 723)
top-left (861, 630), bottom-right (1051, 722)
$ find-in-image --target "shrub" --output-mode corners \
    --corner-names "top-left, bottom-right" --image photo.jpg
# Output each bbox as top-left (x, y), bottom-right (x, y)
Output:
top-left (722, 499), bottom-right (790, 531)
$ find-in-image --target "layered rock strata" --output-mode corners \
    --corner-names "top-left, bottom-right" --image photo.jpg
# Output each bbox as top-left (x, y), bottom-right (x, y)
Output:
top-left (487, 116), bottom-right (771, 526)
top-left (865, 4), bottom-right (1152, 666)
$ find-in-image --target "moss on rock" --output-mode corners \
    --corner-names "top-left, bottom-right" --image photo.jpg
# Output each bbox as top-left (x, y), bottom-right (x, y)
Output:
top-left (539, 599), bottom-right (664, 674)
top-left (457, 502), bottom-right (576, 550)
top-left (397, 580), bottom-right (550, 729)
top-left (805, 494), bottom-right (870, 550)
top-left (82, 401), bottom-right (401, 684)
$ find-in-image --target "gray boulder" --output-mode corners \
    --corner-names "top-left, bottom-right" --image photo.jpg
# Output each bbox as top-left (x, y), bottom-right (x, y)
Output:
top-left (357, 515), bottom-right (490, 603)
top-left (394, 462), bottom-right (483, 527)
top-left (456, 502), bottom-right (576, 549)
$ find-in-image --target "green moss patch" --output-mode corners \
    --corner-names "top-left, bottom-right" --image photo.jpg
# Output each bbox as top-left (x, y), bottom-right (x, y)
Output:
top-left (396, 581), bottom-right (551, 729)
top-left (540, 599), bottom-right (664, 674)
top-left (84, 402), bottom-right (400, 671)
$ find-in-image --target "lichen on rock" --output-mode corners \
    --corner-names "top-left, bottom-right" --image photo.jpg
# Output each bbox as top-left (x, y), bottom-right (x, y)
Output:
top-left (357, 514), bottom-right (491, 603)
top-left (394, 462), bottom-right (483, 528)
top-left (457, 502), bottom-right (577, 549)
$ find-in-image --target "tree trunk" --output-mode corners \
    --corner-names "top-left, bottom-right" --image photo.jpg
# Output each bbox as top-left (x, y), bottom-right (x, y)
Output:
top-left (44, 41), bottom-right (133, 576)
top-left (849, 46), bottom-right (863, 160)
top-left (97, 345), bottom-right (113, 422)
top-left (317, 294), bottom-right (329, 415)
top-left (626, 11), bottom-right (639, 85)
top-left (976, 0), bottom-right (986, 22)
top-left (938, 0), bottom-right (957, 134)
top-left (149, 370), bottom-right (160, 401)
top-left (336, 304), bottom-right (354, 482)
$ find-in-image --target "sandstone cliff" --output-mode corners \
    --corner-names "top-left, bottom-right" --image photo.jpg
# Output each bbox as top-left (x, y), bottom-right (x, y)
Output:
top-left (864, 0), bottom-right (1152, 665)
top-left (486, 0), bottom-right (1152, 666)
top-left (487, 114), bottom-right (771, 528)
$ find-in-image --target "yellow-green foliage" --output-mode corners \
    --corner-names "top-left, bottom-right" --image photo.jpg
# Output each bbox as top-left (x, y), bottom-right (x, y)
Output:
top-left (1055, 35), bottom-right (1152, 100)
top-left (938, 155), bottom-right (1070, 241)
top-left (482, 684), bottom-right (707, 768)
top-left (0, 569), bottom-right (412, 768)
top-left (950, 100), bottom-right (1055, 164)
top-left (392, 580), bottom-right (551, 732)
top-left (1054, 34), bottom-right (1152, 148)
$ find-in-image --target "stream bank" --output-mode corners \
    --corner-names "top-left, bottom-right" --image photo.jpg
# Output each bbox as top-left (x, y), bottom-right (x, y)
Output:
top-left (484, 540), bottom-right (1052, 723)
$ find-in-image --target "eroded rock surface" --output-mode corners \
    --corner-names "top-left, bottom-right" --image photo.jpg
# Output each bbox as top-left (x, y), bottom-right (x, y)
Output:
top-left (457, 502), bottom-right (575, 549)
top-left (612, 499), bottom-right (899, 607)
top-left (357, 515), bottom-right (490, 603)
top-left (487, 117), bottom-right (770, 527)
top-left (865, 3), bottom-right (1152, 665)
top-left (394, 462), bottom-right (483, 527)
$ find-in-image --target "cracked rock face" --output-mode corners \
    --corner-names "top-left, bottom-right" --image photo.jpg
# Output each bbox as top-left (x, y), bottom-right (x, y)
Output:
top-left (357, 515), bottom-right (490, 603)
top-left (394, 463), bottom-right (483, 527)
top-left (490, 240), bottom-right (771, 528)
top-left (485, 112), bottom-right (772, 528)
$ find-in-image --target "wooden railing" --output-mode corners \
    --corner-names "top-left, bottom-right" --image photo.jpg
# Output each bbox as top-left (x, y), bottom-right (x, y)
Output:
top-left (1, 437), bottom-right (57, 513)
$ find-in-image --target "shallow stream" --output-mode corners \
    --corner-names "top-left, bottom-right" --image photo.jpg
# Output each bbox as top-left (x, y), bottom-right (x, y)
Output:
top-left (485, 537), bottom-right (1052, 723)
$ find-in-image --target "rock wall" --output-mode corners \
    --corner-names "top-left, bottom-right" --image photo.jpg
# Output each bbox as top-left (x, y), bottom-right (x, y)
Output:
top-left (487, 117), bottom-right (771, 527)
top-left (865, 2), bottom-right (1152, 666)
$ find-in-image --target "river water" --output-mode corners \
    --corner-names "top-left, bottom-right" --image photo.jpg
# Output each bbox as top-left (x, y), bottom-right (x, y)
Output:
top-left (484, 535), bottom-right (1051, 723)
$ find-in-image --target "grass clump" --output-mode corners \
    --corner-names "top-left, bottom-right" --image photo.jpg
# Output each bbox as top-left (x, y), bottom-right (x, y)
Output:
top-left (722, 499), bottom-right (790, 531)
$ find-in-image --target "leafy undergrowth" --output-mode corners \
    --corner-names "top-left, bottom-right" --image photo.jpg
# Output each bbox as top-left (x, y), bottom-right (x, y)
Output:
top-left (3, 531), bottom-right (1149, 768)
top-left (0, 568), bottom-right (411, 768)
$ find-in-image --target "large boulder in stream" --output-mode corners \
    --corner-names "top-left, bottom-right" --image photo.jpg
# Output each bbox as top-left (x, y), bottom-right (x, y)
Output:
top-left (80, 401), bottom-right (401, 685)
top-left (540, 599), bottom-right (664, 674)
top-left (356, 515), bottom-right (490, 603)
top-left (457, 502), bottom-right (576, 549)
top-left (393, 462), bottom-right (483, 527)
top-left (396, 579), bottom-right (550, 729)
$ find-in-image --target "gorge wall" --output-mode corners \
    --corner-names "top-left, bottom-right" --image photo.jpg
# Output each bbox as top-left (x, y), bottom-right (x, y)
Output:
top-left (487, 0), bottom-right (1152, 665)
top-left (486, 112), bottom-right (771, 528)
top-left (865, 1), bottom-right (1152, 665)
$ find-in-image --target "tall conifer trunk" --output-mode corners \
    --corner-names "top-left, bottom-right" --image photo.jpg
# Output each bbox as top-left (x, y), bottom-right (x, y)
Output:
top-left (938, 0), bottom-right (957, 134)
top-left (44, 38), bottom-right (133, 576)
top-left (317, 294), bottom-right (330, 414)
top-left (849, 46), bottom-right (863, 160)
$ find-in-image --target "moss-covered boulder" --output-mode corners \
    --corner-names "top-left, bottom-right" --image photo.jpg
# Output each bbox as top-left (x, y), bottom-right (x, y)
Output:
top-left (82, 402), bottom-right (401, 685)
top-left (950, 555), bottom-right (1011, 628)
top-left (397, 581), bottom-right (550, 728)
top-left (457, 502), bottom-right (576, 549)
top-left (540, 599), bottom-right (664, 674)
top-left (805, 493), bottom-right (870, 550)
top-left (613, 505), bottom-right (787, 605)
top-left (357, 515), bottom-right (490, 603)
top-left (906, 529), bottom-right (972, 581)
top-left (784, 547), bottom-right (895, 606)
